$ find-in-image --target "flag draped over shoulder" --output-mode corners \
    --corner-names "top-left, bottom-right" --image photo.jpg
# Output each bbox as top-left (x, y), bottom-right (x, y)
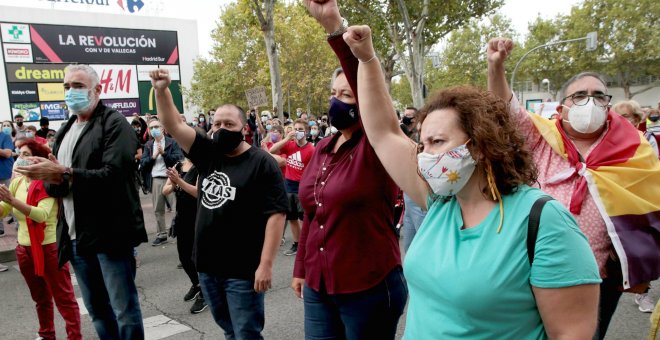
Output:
top-left (528, 111), bottom-right (660, 289)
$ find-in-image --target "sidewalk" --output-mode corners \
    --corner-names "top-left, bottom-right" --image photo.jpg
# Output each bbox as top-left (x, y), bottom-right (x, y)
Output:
top-left (0, 218), bottom-right (17, 262)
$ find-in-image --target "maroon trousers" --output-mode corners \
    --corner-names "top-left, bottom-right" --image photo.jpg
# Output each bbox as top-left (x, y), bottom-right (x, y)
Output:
top-left (16, 243), bottom-right (81, 340)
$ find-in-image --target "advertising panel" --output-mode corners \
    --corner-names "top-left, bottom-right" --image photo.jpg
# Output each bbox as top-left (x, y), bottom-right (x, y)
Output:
top-left (1, 23), bottom-right (31, 44)
top-left (8, 83), bottom-right (38, 102)
top-left (3, 43), bottom-right (33, 63)
top-left (29, 24), bottom-right (179, 65)
top-left (40, 102), bottom-right (69, 120)
top-left (6, 63), bottom-right (67, 83)
top-left (1, 21), bottom-right (183, 122)
top-left (102, 98), bottom-right (140, 117)
top-left (139, 81), bottom-right (183, 114)
top-left (91, 65), bottom-right (139, 99)
top-left (11, 102), bottom-right (41, 121)
top-left (37, 83), bottom-right (65, 101)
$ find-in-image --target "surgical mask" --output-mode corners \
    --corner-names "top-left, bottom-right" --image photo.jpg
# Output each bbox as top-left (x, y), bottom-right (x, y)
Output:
top-left (328, 97), bottom-right (359, 130)
top-left (2, 127), bottom-right (11, 135)
top-left (330, 126), bottom-right (338, 134)
top-left (193, 120), bottom-right (199, 125)
top-left (295, 131), bottom-right (306, 140)
top-left (266, 124), bottom-right (272, 131)
top-left (308, 121), bottom-right (316, 127)
top-left (150, 128), bottom-right (162, 139)
top-left (213, 128), bottom-right (244, 154)
top-left (199, 117), bottom-right (205, 122)
top-left (65, 88), bottom-right (92, 114)
top-left (261, 116), bottom-right (269, 123)
top-left (271, 134), bottom-right (280, 142)
top-left (417, 143), bottom-right (476, 197)
top-left (133, 127), bottom-right (141, 133)
top-left (15, 158), bottom-right (33, 167)
top-left (310, 130), bottom-right (319, 137)
top-left (563, 100), bottom-right (607, 134)
top-left (25, 132), bottom-right (34, 138)
top-left (650, 116), bottom-right (660, 122)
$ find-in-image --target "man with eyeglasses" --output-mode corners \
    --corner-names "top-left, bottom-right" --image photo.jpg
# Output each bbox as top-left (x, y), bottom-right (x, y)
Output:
top-left (487, 38), bottom-right (660, 339)
top-left (140, 119), bottom-right (183, 246)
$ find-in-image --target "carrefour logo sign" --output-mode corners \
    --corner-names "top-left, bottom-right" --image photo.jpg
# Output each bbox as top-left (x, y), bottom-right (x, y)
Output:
top-left (46, 0), bottom-right (145, 13)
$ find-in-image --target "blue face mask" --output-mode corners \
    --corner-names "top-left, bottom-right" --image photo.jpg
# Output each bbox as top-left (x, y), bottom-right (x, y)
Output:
top-left (266, 124), bottom-right (272, 131)
top-left (308, 121), bottom-right (316, 127)
top-left (2, 127), bottom-right (11, 135)
top-left (65, 88), bottom-right (91, 113)
top-left (150, 128), bottom-right (162, 139)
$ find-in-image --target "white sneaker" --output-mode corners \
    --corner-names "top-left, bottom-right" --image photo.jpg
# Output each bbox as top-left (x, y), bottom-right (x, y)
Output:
top-left (634, 293), bottom-right (655, 313)
top-left (0, 263), bottom-right (8, 272)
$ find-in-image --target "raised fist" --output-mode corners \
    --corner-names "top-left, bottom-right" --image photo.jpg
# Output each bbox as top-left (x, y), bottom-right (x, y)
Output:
top-left (343, 26), bottom-right (376, 63)
top-left (486, 38), bottom-right (514, 66)
top-left (149, 69), bottom-right (171, 90)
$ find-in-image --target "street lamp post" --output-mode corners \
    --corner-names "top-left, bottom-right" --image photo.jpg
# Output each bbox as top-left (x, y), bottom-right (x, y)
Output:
top-left (510, 32), bottom-right (597, 91)
top-left (542, 78), bottom-right (551, 100)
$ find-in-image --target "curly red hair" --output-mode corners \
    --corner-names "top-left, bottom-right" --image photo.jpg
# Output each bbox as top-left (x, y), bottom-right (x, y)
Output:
top-left (418, 86), bottom-right (538, 196)
top-left (16, 138), bottom-right (51, 158)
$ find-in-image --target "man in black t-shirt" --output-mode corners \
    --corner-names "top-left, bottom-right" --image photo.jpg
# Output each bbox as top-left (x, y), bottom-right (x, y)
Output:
top-left (150, 69), bottom-right (287, 338)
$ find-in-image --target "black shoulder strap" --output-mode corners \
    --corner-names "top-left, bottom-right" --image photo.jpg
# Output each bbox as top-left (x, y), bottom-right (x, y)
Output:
top-left (527, 196), bottom-right (554, 265)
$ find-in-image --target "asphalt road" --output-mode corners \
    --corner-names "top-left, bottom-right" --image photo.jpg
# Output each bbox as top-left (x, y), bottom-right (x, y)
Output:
top-left (0, 193), bottom-right (655, 339)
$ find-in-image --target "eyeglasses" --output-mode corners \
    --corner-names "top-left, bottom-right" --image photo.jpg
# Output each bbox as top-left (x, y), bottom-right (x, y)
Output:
top-left (563, 93), bottom-right (612, 107)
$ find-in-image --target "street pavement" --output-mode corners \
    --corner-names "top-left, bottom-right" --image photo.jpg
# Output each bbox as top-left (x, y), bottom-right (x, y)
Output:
top-left (0, 192), bottom-right (656, 339)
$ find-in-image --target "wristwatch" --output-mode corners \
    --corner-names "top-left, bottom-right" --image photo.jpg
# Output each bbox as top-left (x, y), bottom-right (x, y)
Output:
top-left (327, 17), bottom-right (348, 39)
top-left (62, 167), bottom-right (72, 184)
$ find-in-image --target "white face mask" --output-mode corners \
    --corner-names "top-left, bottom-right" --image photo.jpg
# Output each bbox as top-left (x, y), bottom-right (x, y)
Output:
top-left (563, 100), bottom-right (607, 134)
top-left (417, 143), bottom-right (476, 197)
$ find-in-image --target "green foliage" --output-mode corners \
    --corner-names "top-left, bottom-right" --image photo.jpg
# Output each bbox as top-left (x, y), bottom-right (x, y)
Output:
top-left (186, 1), bottom-right (337, 114)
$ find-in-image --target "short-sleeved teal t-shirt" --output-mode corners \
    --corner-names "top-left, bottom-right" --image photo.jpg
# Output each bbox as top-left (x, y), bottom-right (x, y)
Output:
top-left (403, 185), bottom-right (601, 339)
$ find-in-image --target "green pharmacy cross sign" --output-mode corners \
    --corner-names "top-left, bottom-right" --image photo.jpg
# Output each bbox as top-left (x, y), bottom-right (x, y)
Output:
top-left (9, 26), bottom-right (24, 40)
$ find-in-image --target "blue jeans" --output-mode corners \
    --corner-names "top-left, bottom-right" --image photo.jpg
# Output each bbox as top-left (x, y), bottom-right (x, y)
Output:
top-left (69, 240), bottom-right (144, 340)
top-left (303, 267), bottom-right (408, 340)
top-left (402, 194), bottom-right (427, 252)
top-left (198, 272), bottom-right (265, 340)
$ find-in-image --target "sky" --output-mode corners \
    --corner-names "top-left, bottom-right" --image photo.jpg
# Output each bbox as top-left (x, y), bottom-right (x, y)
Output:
top-left (0, 0), bottom-right (578, 58)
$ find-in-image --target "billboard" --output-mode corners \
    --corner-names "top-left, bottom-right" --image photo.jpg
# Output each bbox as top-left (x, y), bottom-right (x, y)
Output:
top-left (1, 22), bottom-right (182, 121)
top-left (29, 24), bottom-right (179, 65)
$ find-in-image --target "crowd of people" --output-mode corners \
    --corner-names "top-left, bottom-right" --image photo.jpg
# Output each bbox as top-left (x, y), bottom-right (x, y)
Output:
top-left (0, 0), bottom-right (658, 339)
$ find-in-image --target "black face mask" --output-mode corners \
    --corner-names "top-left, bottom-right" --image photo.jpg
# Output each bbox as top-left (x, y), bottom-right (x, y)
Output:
top-left (213, 128), bottom-right (244, 154)
top-left (16, 121), bottom-right (23, 127)
top-left (650, 116), bottom-right (660, 122)
top-left (402, 116), bottom-right (413, 126)
top-left (328, 97), bottom-right (359, 130)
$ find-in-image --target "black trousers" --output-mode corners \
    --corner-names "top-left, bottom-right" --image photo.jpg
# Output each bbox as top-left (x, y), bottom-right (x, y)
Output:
top-left (176, 220), bottom-right (198, 286)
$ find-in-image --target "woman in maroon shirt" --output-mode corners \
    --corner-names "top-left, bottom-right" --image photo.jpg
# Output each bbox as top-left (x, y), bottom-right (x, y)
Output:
top-left (291, 1), bottom-right (407, 339)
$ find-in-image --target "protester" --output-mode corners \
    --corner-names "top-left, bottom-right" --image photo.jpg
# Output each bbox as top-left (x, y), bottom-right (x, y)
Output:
top-left (14, 113), bottom-right (28, 139)
top-left (2, 121), bottom-right (17, 143)
top-left (16, 64), bottom-right (147, 339)
top-left (140, 119), bottom-right (183, 246)
top-left (26, 125), bottom-right (48, 145)
top-left (162, 158), bottom-right (208, 314)
top-left (151, 68), bottom-right (288, 339)
top-left (291, 3), bottom-right (407, 339)
top-left (307, 124), bottom-right (323, 146)
top-left (0, 121), bottom-right (14, 240)
top-left (197, 113), bottom-right (209, 132)
top-left (613, 100), bottom-right (659, 157)
top-left (487, 37), bottom-right (660, 338)
top-left (648, 108), bottom-right (660, 139)
top-left (36, 117), bottom-right (56, 139)
top-left (343, 24), bottom-right (601, 338)
top-left (268, 119), bottom-right (315, 256)
top-left (399, 106), bottom-right (418, 140)
top-left (0, 139), bottom-right (81, 340)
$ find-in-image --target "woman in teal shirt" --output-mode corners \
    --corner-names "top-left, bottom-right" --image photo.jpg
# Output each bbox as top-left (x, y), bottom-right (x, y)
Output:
top-left (340, 24), bottom-right (601, 338)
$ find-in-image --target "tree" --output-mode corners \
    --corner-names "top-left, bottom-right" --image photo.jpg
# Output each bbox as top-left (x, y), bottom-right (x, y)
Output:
top-left (426, 14), bottom-right (517, 91)
top-left (185, 1), bottom-right (337, 115)
top-left (562, 0), bottom-right (660, 99)
top-left (390, 0), bottom-right (503, 107)
top-left (250, 0), bottom-right (284, 114)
